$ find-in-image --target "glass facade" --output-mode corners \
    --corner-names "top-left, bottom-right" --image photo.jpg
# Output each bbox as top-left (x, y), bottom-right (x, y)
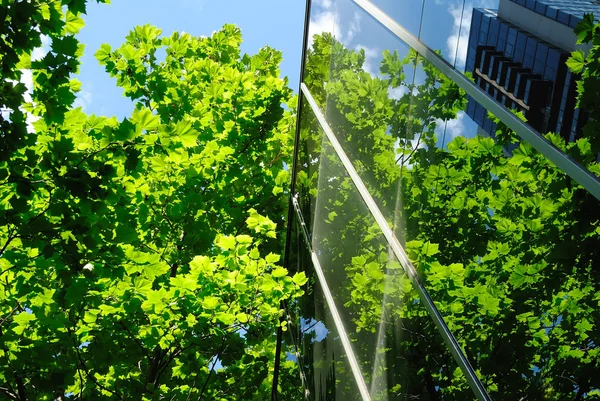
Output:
top-left (463, 2), bottom-right (592, 143)
top-left (506, 0), bottom-right (600, 27)
top-left (275, 0), bottom-right (600, 400)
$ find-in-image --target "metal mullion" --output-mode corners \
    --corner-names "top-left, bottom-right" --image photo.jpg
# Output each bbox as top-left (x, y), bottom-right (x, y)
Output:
top-left (292, 196), bottom-right (372, 401)
top-left (273, 0), bottom-right (314, 399)
top-left (354, 0), bottom-right (600, 201)
top-left (301, 82), bottom-right (493, 401)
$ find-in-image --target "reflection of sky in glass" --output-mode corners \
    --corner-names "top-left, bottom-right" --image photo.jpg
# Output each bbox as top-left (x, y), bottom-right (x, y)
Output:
top-left (309, 0), bottom-right (493, 145)
top-left (310, 0), bottom-right (499, 70)
top-left (301, 317), bottom-right (330, 342)
top-left (299, 2), bottom-right (600, 400)
top-left (286, 351), bottom-right (298, 362)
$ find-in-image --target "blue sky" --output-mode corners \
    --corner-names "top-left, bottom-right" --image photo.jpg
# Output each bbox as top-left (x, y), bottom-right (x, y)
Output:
top-left (76, 0), bottom-right (306, 118)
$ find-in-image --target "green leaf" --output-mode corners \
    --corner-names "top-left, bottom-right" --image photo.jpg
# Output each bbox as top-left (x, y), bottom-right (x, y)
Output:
top-left (216, 312), bottom-right (236, 325)
top-left (271, 267), bottom-right (288, 278)
top-left (265, 253), bottom-right (280, 264)
top-left (477, 293), bottom-right (500, 316)
top-left (567, 50), bottom-right (586, 74)
top-left (190, 256), bottom-right (212, 274)
top-left (236, 235), bottom-right (253, 244)
top-left (249, 247), bottom-right (260, 259)
top-left (133, 277), bottom-right (153, 294)
top-left (141, 289), bottom-right (168, 313)
top-left (450, 302), bottom-right (464, 314)
top-left (424, 242), bottom-right (439, 257)
top-left (574, 13), bottom-right (595, 44)
top-left (202, 296), bottom-right (220, 310)
top-left (576, 137), bottom-right (592, 156)
top-left (170, 275), bottom-right (198, 292)
top-left (143, 262), bottom-right (170, 279)
top-left (65, 11), bottom-right (85, 34)
top-left (292, 272), bottom-right (308, 286)
top-left (119, 44), bottom-right (137, 61)
top-left (575, 319), bottom-right (593, 339)
top-left (216, 235), bottom-right (236, 250)
top-left (95, 43), bottom-right (112, 63)
top-left (13, 312), bottom-right (36, 326)
top-left (132, 108), bottom-right (160, 132)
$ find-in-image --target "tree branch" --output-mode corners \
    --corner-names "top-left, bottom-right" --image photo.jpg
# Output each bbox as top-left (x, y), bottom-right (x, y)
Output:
top-left (118, 321), bottom-right (150, 359)
top-left (196, 336), bottom-right (228, 401)
top-left (67, 327), bottom-right (124, 400)
top-left (14, 374), bottom-right (26, 401)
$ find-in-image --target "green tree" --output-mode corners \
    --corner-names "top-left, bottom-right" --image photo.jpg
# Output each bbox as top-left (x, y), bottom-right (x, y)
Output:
top-left (290, 29), bottom-right (600, 401)
top-left (1, 4), bottom-right (305, 400)
top-left (568, 13), bottom-right (600, 154)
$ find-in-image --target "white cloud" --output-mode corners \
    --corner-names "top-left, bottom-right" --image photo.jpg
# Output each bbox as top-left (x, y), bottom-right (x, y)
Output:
top-left (20, 69), bottom-right (34, 100)
top-left (355, 44), bottom-right (379, 76)
top-left (74, 85), bottom-right (93, 111)
top-left (18, 70), bottom-right (39, 133)
top-left (345, 11), bottom-right (362, 44)
top-left (31, 35), bottom-right (50, 62)
top-left (445, 111), bottom-right (466, 139)
top-left (308, 11), bottom-right (341, 47)
top-left (446, 1), bottom-right (495, 70)
top-left (388, 85), bottom-right (408, 100)
top-left (313, 0), bottom-right (332, 9)
top-left (435, 111), bottom-right (466, 145)
top-left (308, 6), bottom-right (362, 47)
top-left (7, 36), bottom-right (51, 133)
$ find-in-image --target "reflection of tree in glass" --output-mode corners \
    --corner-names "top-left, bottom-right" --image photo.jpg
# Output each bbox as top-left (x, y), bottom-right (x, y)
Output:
top-left (296, 30), bottom-right (600, 401)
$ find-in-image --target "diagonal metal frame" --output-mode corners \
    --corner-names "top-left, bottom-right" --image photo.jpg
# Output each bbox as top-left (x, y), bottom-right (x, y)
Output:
top-left (354, 0), bottom-right (600, 201)
top-left (301, 83), bottom-right (493, 401)
top-left (292, 195), bottom-right (372, 401)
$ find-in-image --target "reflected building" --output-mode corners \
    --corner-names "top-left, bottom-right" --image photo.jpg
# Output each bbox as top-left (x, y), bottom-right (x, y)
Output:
top-left (465, 0), bottom-right (599, 141)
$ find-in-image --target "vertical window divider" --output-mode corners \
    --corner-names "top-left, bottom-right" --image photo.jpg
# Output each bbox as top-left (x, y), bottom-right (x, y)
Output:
top-left (291, 196), bottom-right (372, 401)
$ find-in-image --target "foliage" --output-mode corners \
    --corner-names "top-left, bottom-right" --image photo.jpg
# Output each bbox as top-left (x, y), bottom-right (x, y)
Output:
top-left (0, 4), bottom-right (304, 400)
top-left (567, 13), bottom-right (600, 153)
top-left (1, 0), bottom-right (107, 159)
top-left (292, 31), bottom-right (600, 401)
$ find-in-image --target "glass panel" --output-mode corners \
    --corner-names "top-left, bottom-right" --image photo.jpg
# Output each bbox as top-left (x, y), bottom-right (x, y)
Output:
top-left (316, 0), bottom-right (418, 238)
top-left (301, 1), bottom-right (600, 399)
top-left (366, 0), bottom-right (425, 39)
top-left (351, 0), bottom-right (600, 178)
top-left (285, 213), bottom-right (365, 401)
top-left (292, 103), bottom-right (475, 399)
top-left (304, 0), bottom-right (336, 102)
top-left (408, 50), bottom-right (600, 399)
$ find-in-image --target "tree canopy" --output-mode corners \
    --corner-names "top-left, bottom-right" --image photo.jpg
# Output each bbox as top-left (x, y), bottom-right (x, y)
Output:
top-left (1, 2), bottom-right (305, 400)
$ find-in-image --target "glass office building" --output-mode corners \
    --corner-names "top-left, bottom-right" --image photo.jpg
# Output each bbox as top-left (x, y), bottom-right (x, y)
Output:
top-left (274, 0), bottom-right (600, 400)
top-left (465, 0), bottom-right (600, 142)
